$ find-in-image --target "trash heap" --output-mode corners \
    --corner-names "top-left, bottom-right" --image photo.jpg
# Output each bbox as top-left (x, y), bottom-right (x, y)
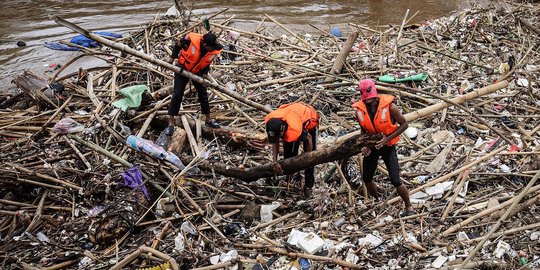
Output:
top-left (1, 2), bottom-right (540, 269)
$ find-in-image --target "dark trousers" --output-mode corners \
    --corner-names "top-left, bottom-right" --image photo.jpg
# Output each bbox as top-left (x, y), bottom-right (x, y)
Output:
top-left (283, 128), bottom-right (317, 188)
top-left (168, 72), bottom-right (210, 116)
top-left (362, 145), bottom-right (402, 187)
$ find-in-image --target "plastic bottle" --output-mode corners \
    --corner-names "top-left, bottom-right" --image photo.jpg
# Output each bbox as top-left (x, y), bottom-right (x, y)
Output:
top-left (299, 258), bottom-right (310, 270)
top-left (126, 135), bottom-right (185, 170)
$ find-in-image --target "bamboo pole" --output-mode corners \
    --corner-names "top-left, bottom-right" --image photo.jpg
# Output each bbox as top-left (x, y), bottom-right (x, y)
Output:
top-left (384, 81), bottom-right (513, 146)
top-left (110, 246), bottom-right (179, 270)
top-left (191, 261), bottom-right (236, 270)
top-left (54, 17), bottom-right (271, 114)
top-left (395, 9), bottom-right (410, 61)
top-left (246, 72), bottom-right (312, 89)
top-left (459, 169), bottom-right (540, 268)
top-left (440, 169), bottom-right (470, 222)
top-left (466, 221), bottom-right (540, 243)
top-left (330, 31), bottom-right (359, 76)
top-left (62, 135), bottom-right (92, 170)
top-left (416, 44), bottom-right (492, 70)
top-left (249, 211), bottom-right (300, 232)
top-left (264, 14), bottom-right (313, 49)
top-left (33, 95), bottom-right (73, 137)
top-left (442, 184), bottom-right (540, 236)
top-left (69, 135), bottom-right (168, 194)
top-left (8, 163), bottom-right (82, 191)
top-left (181, 114), bottom-right (200, 156)
top-left (6, 177), bottom-right (63, 190)
top-left (387, 146), bottom-right (505, 205)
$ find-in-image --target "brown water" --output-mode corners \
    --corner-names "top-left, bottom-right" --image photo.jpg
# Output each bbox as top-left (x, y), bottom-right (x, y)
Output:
top-left (0, 0), bottom-right (480, 91)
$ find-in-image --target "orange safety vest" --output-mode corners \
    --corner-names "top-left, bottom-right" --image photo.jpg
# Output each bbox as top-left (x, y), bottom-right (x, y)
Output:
top-left (352, 94), bottom-right (400, 146)
top-left (264, 103), bottom-right (319, 143)
top-left (178, 33), bottom-right (222, 74)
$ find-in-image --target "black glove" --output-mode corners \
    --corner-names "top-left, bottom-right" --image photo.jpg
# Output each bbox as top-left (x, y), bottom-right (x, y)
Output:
top-left (170, 42), bottom-right (181, 59)
top-left (179, 37), bottom-right (190, 50)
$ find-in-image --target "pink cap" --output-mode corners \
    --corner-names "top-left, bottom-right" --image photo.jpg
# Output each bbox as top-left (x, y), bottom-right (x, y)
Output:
top-left (358, 79), bottom-right (377, 101)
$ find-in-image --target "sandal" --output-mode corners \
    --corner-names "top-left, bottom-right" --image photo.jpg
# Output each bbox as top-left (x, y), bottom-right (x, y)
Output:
top-left (164, 125), bottom-right (175, 136)
top-left (399, 209), bottom-right (416, 218)
top-left (205, 119), bottom-right (220, 128)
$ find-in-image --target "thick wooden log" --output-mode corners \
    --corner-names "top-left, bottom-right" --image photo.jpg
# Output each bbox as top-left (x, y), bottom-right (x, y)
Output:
top-left (182, 134), bottom-right (379, 182)
top-left (200, 125), bottom-right (268, 150)
top-left (329, 31), bottom-right (359, 76)
top-left (167, 128), bottom-right (187, 156)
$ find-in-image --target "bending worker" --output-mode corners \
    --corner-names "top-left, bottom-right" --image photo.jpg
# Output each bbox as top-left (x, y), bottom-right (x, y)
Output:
top-left (264, 102), bottom-right (319, 196)
top-left (166, 31), bottom-right (222, 135)
top-left (352, 79), bottom-right (414, 216)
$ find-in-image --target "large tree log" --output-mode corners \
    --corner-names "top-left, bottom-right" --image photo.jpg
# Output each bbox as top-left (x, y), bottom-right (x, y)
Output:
top-left (54, 17), bottom-right (272, 114)
top-left (328, 31), bottom-right (359, 77)
top-left (311, 31), bottom-right (359, 103)
top-left (153, 115), bottom-right (268, 150)
top-left (182, 134), bottom-right (379, 182)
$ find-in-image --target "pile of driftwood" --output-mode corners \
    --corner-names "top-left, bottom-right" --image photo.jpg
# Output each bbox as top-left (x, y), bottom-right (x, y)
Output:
top-left (1, 1), bottom-right (540, 269)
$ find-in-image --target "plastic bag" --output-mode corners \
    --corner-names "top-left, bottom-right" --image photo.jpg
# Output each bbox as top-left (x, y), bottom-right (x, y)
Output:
top-left (53, 118), bottom-right (84, 134)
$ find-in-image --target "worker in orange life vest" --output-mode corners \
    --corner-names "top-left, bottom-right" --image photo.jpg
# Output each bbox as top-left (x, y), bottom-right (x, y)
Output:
top-left (264, 103), bottom-right (319, 196)
top-left (352, 79), bottom-right (414, 216)
top-left (166, 32), bottom-right (222, 135)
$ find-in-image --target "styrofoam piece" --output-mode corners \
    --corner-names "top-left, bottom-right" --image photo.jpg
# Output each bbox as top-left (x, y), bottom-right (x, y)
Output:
top-left (220, 249), bottom-right (238, 263)
top-left (298, 232), bottom-right (325, 254)
top-left (287, 229), bottom-right (307, 246)
top-left (357, 234), bottom-right (384, 248)
top-left (531, 231), bottom-right (540, 241)
top-left (260, 201), bottom-right (281, 222)
top-left (410, 191), bottom-right (429, 199)
top-left (517, 78), bottom-right (529, 87)
top-left (457, 231), bottom-right (470, 242)
top-left (494, 241), bottom-right (510, 258)
top-left (459, 181), bottom-right (469, 197)
top-left (210, 255), bottom-right (220, 265)
top-left (404, 127), bottom-right (418, 139)
top-left (500, 164), bottom-right (511, 173)
top-left (431, 255), bottom-right (448, 268)
top-left (174, 233), bottom-right (184, 252)
top-left (345, 250), bottom-right (360, 264)
top-left (425, 181), bottom-right (454, 199)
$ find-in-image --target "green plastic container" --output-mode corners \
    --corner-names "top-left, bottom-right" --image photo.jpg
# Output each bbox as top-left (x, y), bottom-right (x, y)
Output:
top-left (378, 73), bottom-right (429, 83)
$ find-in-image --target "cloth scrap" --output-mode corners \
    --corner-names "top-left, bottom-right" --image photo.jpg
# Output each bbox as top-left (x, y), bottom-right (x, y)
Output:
top-left (119, 166), bottom-right (150, 201)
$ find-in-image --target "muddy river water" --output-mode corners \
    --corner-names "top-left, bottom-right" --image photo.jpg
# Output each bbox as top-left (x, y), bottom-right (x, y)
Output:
top-left (0, 0), bottom-right (482, 90)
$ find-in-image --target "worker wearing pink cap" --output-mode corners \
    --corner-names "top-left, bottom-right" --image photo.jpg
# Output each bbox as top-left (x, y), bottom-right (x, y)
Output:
top-left (352, 79), bottom-right (414, 216)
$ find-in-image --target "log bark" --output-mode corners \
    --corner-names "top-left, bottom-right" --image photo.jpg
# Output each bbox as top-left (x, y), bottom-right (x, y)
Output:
top-left (199, 125), bottom-right (268, 150)
top-left (167, 128), bottom-right (187, 156)
top-left (182, 134), bottom-right (379, 182)
top-left (54, 17), bottom-right (272, 114)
